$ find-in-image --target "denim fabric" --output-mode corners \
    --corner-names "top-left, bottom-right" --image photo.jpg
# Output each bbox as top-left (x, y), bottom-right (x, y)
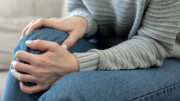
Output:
top-left (2, 28), bottom-right (180, 101)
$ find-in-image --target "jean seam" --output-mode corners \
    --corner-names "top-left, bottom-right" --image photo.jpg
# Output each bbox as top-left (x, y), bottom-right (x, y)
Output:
top-left (130, 82), bottom-right (180, 101)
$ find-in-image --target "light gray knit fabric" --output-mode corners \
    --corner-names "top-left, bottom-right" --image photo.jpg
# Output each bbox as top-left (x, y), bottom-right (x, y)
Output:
top-left (66, 0), bottom-right (180, 71)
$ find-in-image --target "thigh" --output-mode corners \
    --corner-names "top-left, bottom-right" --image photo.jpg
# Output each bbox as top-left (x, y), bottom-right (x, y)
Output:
top-left (39, 58), bottom-right (180, 101)
top-left (2, 28), bottom-right (100, 101)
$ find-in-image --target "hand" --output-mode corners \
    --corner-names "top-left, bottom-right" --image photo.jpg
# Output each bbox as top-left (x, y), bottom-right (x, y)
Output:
top-left (11, 40), bottom-right (79, 94)
top-left (22, 17), bottom-right (88, 49)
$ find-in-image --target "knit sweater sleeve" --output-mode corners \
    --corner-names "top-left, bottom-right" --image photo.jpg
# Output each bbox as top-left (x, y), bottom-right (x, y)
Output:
top-left (66, 0), bottom-right (98, 38)
top-left (74, 0), bottom-right (180, 71)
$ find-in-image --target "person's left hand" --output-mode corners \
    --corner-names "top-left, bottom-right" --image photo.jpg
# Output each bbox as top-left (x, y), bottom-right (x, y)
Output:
top-left (11, 40), bottom-right (79, 94)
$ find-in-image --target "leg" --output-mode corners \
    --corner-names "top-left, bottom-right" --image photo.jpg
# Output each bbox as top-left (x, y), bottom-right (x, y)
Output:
top-left (39, 58), bottom-right (180, 101)
top-left (2, 28), bottom-right (100, 101)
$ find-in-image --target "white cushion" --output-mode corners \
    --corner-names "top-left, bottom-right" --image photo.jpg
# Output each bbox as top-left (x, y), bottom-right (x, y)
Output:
top-left (0, 17), bottom-right (40, 70)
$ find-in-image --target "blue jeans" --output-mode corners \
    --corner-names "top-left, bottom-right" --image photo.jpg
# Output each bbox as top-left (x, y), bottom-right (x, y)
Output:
top-left (2, 28), bottom-right (180, 101)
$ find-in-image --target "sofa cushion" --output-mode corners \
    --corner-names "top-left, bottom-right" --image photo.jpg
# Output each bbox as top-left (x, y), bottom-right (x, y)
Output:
top-left (0, 17), bottom-right (40, 70)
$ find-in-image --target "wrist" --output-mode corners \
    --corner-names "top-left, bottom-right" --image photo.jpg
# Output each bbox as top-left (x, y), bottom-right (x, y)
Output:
top-left (71, 54), bottom-right (80, 72)
top-left (69, 16), bottom-right (88, 38)
top-left (71, 16), bottom-right (87, 28)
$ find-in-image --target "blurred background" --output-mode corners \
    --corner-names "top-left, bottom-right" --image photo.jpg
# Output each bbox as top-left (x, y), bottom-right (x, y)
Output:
top-left (0, 0), bottom-right (67, 100)
top-left (0, 0), bottom-right (67, 18)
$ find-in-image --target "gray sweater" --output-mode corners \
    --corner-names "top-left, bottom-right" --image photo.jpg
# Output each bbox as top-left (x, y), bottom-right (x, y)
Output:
top-left (66, 0), bottom-right (180, 71)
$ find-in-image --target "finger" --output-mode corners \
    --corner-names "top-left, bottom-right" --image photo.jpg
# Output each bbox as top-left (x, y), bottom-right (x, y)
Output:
top-left (15, 51), bottom-right (37, 64)
top-left (11, 61), bottom-right (35, 75)
top-left (20, 82), bottom-right (47, 94)
top-left (35, 18), bottom-right (74, 32)
top-left (25, 40), bottom-right (59, 52)
top-left (11, 69), bottom-right (36, 82)
top-left (49, 17), bottom-right (60, 20)
top-left (61, 31), bottom-right (79, 49)
top-left (22, 20), bottom-right (37, 38)
top-left (26, 18), bottom-right (59, 35)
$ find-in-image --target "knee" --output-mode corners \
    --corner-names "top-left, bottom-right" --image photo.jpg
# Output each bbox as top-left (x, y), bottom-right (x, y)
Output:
top-left (12, 28), bottom-right (69, 87)
top-left (14, 28), bottom-right (68, 54)
top-left (52, 72), bottom-right (85, 94)
top-left (24, 28), bottom-right (68, 45)
top-left (40, 72), bottom-right (87, 101)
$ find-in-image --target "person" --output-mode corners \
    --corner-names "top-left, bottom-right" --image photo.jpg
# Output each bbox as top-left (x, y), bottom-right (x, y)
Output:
top-left (2, 0), bottom-right (180, 101)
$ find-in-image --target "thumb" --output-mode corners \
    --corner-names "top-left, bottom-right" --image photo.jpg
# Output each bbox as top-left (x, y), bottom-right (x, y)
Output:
top-left (62, 32), bottom-right (79, 49)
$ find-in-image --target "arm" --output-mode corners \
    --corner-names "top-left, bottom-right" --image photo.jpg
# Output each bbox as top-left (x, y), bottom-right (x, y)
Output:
top-left (66, 0), bottom-right (98, 38)
top-left (74, 0), bottom-right (180, 71)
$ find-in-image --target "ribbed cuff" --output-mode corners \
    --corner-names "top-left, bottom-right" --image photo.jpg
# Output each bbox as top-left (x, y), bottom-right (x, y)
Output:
top-left (68, 12), bottom-right (96, 37)
top-left (73, 52), bottom-right (99, 71)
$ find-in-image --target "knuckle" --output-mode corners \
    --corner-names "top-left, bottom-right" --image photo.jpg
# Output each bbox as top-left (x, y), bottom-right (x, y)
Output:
top-left (15, 51), bottom-right (23, 59)
top-left (34, 70), bottom-right (41, 77)
top-left (66, 40), bottom-right (74, 47)
top-left (68, 40), bottom-right (74, 45)
top-left (39, 69), bottom-right (46, 75)
top-left (33, 40), bottom-right (42, 48)
top-left (22, 29), bottom-right (26, 34)
top-left (33, 57), bottom-right (42, 65)
top-left (21, 87), bottom-right (33, 94)
top-left (52, 42), bottom-right (59, 48)
top-left (35, 68), bottom-right (45, 77)
top-left (35, 40), bottom-right (42, 45)
top-left (29, 25), bottom-right (35, 30)
top-left (13, 62), bottom-right (19, 69)
top-left (36, 73), bottom-right (42, 77)
top-left (39, 78), bottom-right (46, 83)
top-left (28, 27), bottom-right (34, 32)
top-left (38, 18), bottom-right (45, 23)
top-left (19, 74), bottom-right (24, 81)
top-left (28, 89), bottom-right (34, 94)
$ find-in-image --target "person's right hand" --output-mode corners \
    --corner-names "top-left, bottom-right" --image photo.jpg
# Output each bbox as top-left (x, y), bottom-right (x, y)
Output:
top-left (21, 16), bottom-right (88, 49)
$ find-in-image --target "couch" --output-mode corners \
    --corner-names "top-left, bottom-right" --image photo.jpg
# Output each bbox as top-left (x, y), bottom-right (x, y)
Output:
top-left (0, 0), bottom-right (67, 99)
top-left (0, 17), bottom-right (42, 100)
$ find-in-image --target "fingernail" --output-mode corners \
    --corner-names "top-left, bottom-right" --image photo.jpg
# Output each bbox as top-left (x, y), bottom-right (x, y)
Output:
top-left (62, 44), bottom-right (67, 49)
top-left (25, 40), bottom-right (33, 44)
top-left (19, 82), bottom-right (22, 87)
top-left (11, 61), bottom-right (17, 67)
top-left (25, 31), bottom-right (29, 35)
top-left (11, 69), bottom-right (14, 75)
